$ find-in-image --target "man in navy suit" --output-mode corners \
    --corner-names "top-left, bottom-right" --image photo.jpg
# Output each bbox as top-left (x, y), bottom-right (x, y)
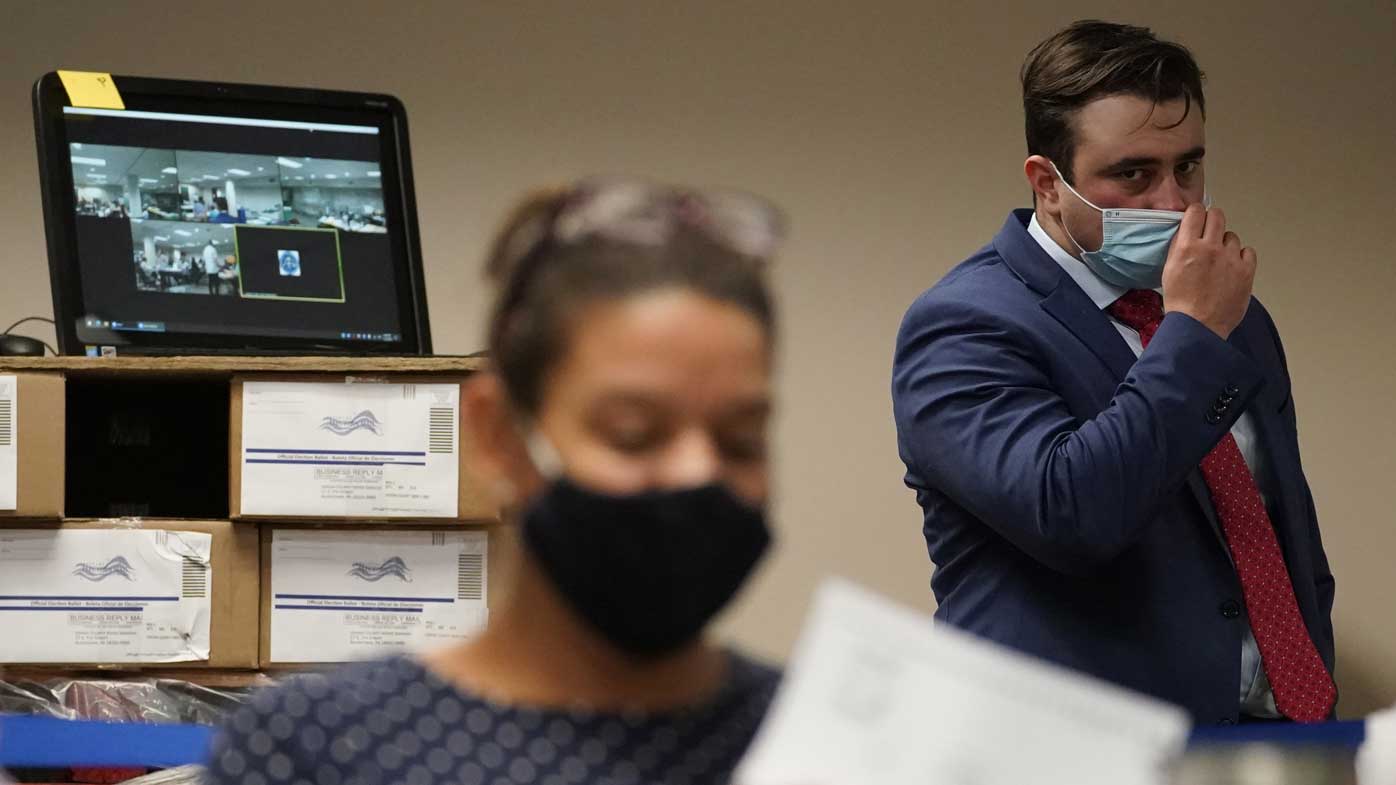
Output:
top-left (891, 21), bottom-right (1336, 725)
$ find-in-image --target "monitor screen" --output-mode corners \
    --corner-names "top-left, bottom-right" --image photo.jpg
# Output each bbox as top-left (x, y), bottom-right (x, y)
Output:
top-left (35, 75), bottom-right (430, 355)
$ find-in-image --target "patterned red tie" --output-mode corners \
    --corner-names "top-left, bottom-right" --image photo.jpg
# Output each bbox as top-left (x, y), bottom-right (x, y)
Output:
top-left (1108, 289), bottom-right (1336, 723)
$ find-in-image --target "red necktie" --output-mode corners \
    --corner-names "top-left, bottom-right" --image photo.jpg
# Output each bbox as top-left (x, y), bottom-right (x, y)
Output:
top-left (1108, 289), bottom-right (1336, 723)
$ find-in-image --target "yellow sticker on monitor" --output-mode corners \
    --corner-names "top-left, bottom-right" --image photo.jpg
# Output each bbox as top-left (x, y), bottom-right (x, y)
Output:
top-left (57, 70), bottom-right (125, 110)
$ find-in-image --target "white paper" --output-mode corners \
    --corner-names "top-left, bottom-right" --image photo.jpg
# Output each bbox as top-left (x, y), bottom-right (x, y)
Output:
top-left (240, 381), bottom-right (460, 517)
top-left (1357, 704), bottom-right (1396, 784)
top-left (736, 579), bottom-right (1189, 785)
top-left (0, 529), bottom-right (212, 663)
top-left (0, 375), bottom-right (16, 511)
top-left (269, 529), bottom-right (488, 663)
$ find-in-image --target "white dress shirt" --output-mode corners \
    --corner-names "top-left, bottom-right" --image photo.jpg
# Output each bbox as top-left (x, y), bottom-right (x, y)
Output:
top-left (1028, 213), bottom-right (1281, 718)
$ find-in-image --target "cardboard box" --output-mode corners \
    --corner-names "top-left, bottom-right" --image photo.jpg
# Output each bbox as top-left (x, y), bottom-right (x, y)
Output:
top-left (0, 520), bottom-right (260, 668)
top-left (229, 376), bottom-right (497, 522)
top-left (260, 522), bottom-right (510, 666)
top-left (0, 372), bottom-right (64, 519)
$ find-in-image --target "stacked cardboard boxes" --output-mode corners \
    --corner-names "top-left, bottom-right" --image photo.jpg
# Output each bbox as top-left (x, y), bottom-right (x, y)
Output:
top-left (230, 374), bottom-right (499, 667)
top-left (0, 372), bottom-right (63, 519)
top-left (0, 358), bottom-right (497, 676)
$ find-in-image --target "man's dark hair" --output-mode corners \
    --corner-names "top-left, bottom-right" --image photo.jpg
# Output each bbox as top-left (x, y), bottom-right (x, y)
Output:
top-left (1022, 20), bottom-right (1206, 183)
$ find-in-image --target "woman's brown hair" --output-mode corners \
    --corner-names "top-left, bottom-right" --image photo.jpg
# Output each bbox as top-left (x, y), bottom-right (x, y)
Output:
top-left (482, 185), bottom-right (777, 414)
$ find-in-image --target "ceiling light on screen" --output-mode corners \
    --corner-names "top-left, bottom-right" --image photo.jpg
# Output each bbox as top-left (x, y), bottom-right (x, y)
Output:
top-left (163, 167), bottom-right (177, 174)
top-left (139, 178), bottom-right (158, 184)
top-left (71, 156), bottom-right (106, 166)
top-left (226, 168), bottom-right (251, 176)
top-left (71, 143), bottom-right (82, 150)
top-left (175, 230), bottom-right (192, 237)
top-left (275, 157), bottom-right (303, 169)
top-left (154, 236), bottom-right (169, 241)
top-left (324, 174), bottom-right (338, 180)
top-left (367, 171), bottom-right (380, 177)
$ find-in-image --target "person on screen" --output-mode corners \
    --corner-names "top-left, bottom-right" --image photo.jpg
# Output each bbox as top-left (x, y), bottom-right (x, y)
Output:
top-left (891, 20), bottom-right (1336, 725)
top-left (219, 256), bottom-right (238, 293)
top-left (208, 179), bottom-right (788, 784)
top-left (193, 197), bottom-right (207, 222)
top-left (203, 241), bottom-right (221, 295)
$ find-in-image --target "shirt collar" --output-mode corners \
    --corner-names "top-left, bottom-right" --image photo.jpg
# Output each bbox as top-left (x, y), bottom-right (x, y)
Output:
top-left (1027, 212), bottom-right (1126, 311)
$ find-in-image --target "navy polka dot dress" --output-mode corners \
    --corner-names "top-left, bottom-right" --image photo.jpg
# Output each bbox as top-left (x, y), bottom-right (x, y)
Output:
top-left (207, 653), bottom-right (779, 785)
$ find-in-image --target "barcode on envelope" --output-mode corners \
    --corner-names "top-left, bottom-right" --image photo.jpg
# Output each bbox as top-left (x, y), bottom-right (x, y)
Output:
top-left (458, 553), bottom-right (484, 600)
top-left (181, 557), bottom-right (208, 598)
top-left (429, 407), bottom-right (454, 454)
top-left (0, 399), bottom-right (11, 447)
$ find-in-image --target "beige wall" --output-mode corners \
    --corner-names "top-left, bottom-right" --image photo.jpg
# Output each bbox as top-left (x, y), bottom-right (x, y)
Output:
top-left (3, 1), bottom-right (1392, 715)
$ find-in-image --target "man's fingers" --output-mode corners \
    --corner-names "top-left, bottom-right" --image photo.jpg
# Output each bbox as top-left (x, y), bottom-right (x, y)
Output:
top-left (1180, 203), bottom-right (1208, 239)
top-left (1201, 207), bottom-right (1227, 243)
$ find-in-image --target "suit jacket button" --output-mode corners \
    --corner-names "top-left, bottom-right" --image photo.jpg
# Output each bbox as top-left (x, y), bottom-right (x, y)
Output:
top-left (1213, 401), bottom-right (1229, 414)
top-left (1220, 600), bottom-right (1241, 619)
top-left (1225, 384), bottom-right (1241, 397)
top-left (1206, 412), bottom-right (1223, 425)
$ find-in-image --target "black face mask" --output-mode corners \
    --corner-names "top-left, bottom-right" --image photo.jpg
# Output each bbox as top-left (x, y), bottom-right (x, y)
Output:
top-left (520, 477), bottom-right (772, 658)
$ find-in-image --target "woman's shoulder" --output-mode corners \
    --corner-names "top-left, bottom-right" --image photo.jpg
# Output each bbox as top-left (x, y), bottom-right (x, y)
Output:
top-left (207, 651), bottom-right (784, 785)
top-left (720, 648), bottom-right (782, 709)
top-left (208, 656), bottom-right (444, 783)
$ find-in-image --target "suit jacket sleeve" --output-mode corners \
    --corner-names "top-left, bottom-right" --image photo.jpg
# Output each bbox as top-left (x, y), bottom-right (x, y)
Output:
top-left (892, 294), bottom-right (1268, 576)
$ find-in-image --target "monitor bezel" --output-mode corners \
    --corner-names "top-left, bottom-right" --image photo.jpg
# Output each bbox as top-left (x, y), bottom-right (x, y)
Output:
top-left (33, 72), bottom-right (432, 356)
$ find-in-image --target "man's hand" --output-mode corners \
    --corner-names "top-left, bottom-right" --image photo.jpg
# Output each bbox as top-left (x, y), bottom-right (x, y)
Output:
top-left (1161, 205), bottom-right (1257, 339)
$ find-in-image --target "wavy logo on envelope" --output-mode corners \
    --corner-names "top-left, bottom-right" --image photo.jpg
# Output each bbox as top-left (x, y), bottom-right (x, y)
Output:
top-left (347, 556), bottom-right (412, 582)
top-left (72, 556), bottom-right (136, 582)
top-left (319, 410), bottom-right (383, 436)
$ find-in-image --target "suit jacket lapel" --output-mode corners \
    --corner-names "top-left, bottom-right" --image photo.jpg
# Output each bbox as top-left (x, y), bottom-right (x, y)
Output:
top-left (1225, 318), bottom-right (1305, 567)
top-left (1188, 471), bottom-right (1232, 562)
top-left (1185, 317), bottom-right (1301, 568)
top-left (1038, 285), bottom-right (1139, 381)
top-left (993, 210), bottom-right (1138, 381)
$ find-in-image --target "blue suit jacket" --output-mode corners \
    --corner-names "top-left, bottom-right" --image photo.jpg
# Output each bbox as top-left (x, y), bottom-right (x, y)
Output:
top-left (891, 210), bottom-right (1336, 724)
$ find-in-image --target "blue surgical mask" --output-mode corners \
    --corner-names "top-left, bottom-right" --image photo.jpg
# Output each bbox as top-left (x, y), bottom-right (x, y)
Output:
top-left (1052, 162), bottom-right (1207, 290)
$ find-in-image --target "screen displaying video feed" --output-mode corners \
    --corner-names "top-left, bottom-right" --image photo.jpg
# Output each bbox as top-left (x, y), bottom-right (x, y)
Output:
top-left (62, 107), bottom-right (406, 347)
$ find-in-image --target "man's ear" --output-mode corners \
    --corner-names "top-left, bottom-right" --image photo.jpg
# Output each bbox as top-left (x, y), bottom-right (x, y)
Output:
top-left (1025, 155), bottom-right (1064, 212)
top-left (462, 372), bottom-right (536, 509)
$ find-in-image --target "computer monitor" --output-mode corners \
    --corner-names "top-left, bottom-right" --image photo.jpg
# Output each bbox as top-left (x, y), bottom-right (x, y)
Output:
top-left (33, 72), bottom-right (432, 355)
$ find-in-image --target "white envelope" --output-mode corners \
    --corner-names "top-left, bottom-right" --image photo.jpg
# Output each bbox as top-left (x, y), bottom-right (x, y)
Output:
top-left (736, 578), bottom-right (1189, 785)
top-left (0, 375), bottom-right (15, 511)
top-left (240, 381), bottom-right (460, 517)
top-left (0, 528), bottom-right (212, 663)
top-left (269, 528), bottom-right (488, 662)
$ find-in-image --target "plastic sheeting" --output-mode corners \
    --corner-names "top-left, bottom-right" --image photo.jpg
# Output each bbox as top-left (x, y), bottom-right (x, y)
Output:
top-left (112, 766), bottom-right (205, 785)
top-left (0, 677), bottom-right (241, 785)
top-left (0, 677), bottom-right (247, 725)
